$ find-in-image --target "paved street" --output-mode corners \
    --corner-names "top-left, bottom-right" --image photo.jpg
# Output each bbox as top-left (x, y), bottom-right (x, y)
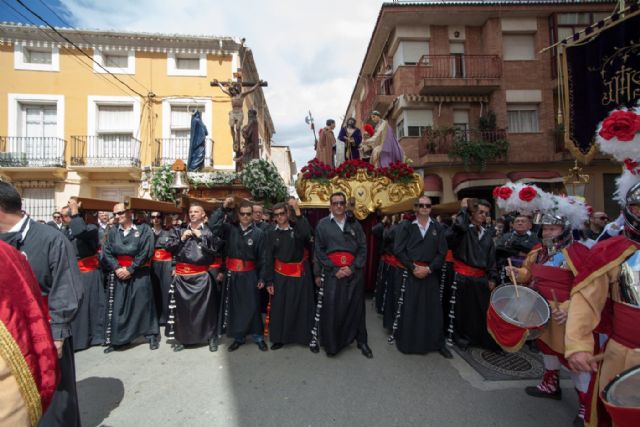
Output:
top-left (76, 303), bottom-right (577, 427)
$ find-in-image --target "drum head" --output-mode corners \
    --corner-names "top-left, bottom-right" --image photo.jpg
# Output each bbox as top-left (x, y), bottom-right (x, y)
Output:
top-left (490, 285), bottom-right (550, 328)
top-left (603, 365), bottom-right (640, 407)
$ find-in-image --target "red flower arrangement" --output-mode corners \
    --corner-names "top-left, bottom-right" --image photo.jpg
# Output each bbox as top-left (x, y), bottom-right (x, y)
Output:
top-left (518, 186), bottom-right (537, 202)
top-left (492, 186), bottom-right (513, 200)
top-left (301, 158), bottom-right (335, 183)
top-left (598, 110), bottom-right (640, 142)
top-left (377, 160), bottom-right (415, 184)
top-left (335, 159), bottom-right (375, 179)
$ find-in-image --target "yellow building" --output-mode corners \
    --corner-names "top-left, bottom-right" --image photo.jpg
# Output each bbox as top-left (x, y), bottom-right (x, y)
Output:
top-left (0, 23), bottom-right (275, 220)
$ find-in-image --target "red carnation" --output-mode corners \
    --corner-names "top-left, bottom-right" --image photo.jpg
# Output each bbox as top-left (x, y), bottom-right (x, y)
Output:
top-left (519, 186), bottom-right (537, 202)
top-left (599, 110), bottom-right (640, 142)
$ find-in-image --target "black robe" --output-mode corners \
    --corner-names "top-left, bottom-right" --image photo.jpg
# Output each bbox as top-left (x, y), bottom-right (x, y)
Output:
top-left (1, 218), bottom-right (83, 427)
top-left (264, 216), bottom-right (314, 346)
top-left (151, 227), bottom-right (174, 324)
top-left (314, 215), bottom-right (368, 355)
top-left (165, 224), bottom-right (218, 345)
top-left (446, 209), bottom-right (499, 351)
top-left (382, 223), bottom-right (404, 330)
top-left (102, 224), bottom-right (159, 346)
top-left (209, 209), bottom-right (266, 340)
top-left (393, 219), bottom-right (447, 354)
top-left (65, 215), bottom-right (104, 351)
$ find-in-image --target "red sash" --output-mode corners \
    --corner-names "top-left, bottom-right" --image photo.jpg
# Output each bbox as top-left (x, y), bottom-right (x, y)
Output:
top-left (274, 258), bottom-right (305, 277)
top-left (77, 254), bottom-right (100, 273)
top-left (530, 264), bottom-right (572, 302)
top-left (611, 301), bottom-right (640, 348)
top-left (175, 262), bottom-right (209, 276)
top-left (453, 259), bottom-right (486, 277)
top-left (382, 253), bottom-right (403, 269)
top-left (152, 248), bottom-right (172, 262)
top-left (445, 250), bottom-right (455, 263)
top-left (117, 255), bottom-right (150, 268)
top-left (328, 251), bottom-right (355, 267)
top-left (225, 257), bottom-right (256, 272)
top-left (209, 257), bottom-right (224, 269)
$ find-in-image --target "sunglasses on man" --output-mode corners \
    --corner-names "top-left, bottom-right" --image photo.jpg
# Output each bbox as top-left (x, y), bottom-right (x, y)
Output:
top-left (239, 211), bottom-right (252, 217)
top-left (414, 203), bottom-right (432, 208)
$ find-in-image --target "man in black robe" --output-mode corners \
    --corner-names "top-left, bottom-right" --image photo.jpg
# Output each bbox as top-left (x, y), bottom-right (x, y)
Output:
top-left (264, 199), bottom-right (314, 349)
top-left (61, 198), bottom-right (104, 351)
top-left (150, 211), bottom-right (173, 324)
top-left (165, 203), bottom-right (219, 352)
top-left (314, 192), bottom-right (372, 358)
top-left (446, 198), bottom-right (499, 351)
top-left (393, 196), bottom-right (451, 357)
top-left (0, 182), bottom-right (82, 427)
top-left (102, 203), bottom-right (159, 353)
top-left (209, 199), bottom-right (267, 352)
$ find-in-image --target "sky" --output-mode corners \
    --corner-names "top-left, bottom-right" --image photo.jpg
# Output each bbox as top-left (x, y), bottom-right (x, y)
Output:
top-left (0, 0), bottom-right (385, 170)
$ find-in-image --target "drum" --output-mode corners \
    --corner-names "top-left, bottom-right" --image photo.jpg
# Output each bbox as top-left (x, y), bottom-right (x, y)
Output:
top-left (601, 365), bottom-right (640, 427)
top-left (487, 285), bottom-right (550, 352)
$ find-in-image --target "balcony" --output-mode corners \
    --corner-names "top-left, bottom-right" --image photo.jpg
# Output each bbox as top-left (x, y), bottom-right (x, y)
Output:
top-left (359, 75), bottom-right (396, 121)
top-left (415, 55), bottom-right (502, 95)
top-left (418, 128), bottom-right (508, 162)
top-left (0, 136), bottom-right (66, 168)
top-left (153, 138), bottom-right (214, 168)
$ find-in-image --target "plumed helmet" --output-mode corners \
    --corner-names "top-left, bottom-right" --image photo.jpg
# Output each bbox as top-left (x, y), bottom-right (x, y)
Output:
top-left (624, 181), bottom-right (640, 235)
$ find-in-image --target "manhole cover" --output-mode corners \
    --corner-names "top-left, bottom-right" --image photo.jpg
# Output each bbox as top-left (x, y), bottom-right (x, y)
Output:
top-left (468, 348), bottom-right (544, 378)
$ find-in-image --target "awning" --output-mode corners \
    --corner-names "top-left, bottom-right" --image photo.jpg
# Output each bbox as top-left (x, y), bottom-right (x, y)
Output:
top-left (507, 170), bottom-right (564, 184)
top-left (452, 171), bottom-right (507, 194)
top-left (423, 173), bottom-right (443, 197)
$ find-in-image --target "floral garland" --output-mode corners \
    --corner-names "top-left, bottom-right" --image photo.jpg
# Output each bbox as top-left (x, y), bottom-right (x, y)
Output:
top-left (335, 159), bottom-right (375, 179)
top-left (300, 158), bottom-right (334, 184)
top-left (240, 159), bottom-right (288, 204)
top-left (377, 160), bottom-right (415, 184)
top-left (189, 171), bottom-right (239, 188)
top-left (300, 158), bottom-right (415, 184)
top-left (150, 164), bottom-right (177, 202)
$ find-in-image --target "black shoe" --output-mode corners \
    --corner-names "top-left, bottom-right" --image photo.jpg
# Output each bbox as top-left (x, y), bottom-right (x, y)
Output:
top-left (173, 344), bottom-right (184, 352)
top-left (309, 344), bottom-right (320, 354)
top-left (209, 338), bottom-right (218, 352)
top-left (455, 337), bottom-right (469, 351)
top-left (525, 386), bottom-right (562, 400)
top-left (439, 347), bottom-right (453, 359)
top-left (103, 345), bottom-right (115, 354)
top-left (270, 342), bottom-right (284, 350)
top-left (257, 341), bottom-right (268, 352)
top-left (326, 352), bottom-right (336, 358)
top-left (228, 341), bottom-right (243, 352)
top-left (149, 336), bottom-right (159, 350)
top-left (357, 343), bottom-right (373, 359)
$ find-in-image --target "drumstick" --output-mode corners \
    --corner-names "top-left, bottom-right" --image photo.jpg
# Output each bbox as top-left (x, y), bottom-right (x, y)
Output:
top-left (551, 289), bottom-right (559, 311)
top-left (592, 354), bottom-right (605, 363)
top-left (507, 258), bottom-right (520, 298)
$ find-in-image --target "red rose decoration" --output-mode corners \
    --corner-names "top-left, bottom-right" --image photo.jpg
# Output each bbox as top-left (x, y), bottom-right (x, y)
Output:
top-left (599, 110), bottom-right (640, 142)
top-left (498, 186), bottom-right (513, 200)
top-left (624, 158), bottom-right (640, 175)
top-left (519, 186), bottom-right (537, 202)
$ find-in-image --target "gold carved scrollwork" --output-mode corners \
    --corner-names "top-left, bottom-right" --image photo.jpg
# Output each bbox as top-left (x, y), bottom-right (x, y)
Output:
top-left (296, 170), bottom-right (424, 220)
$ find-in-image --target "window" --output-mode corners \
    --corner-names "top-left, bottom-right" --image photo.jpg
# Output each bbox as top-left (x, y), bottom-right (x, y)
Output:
top-left (453, 110), bottom-right (469, 137)
top-left (393, 41), bottom-right (429, 69)
top-left (93, 49), bottom-right (135, 74)
top-left (167, 53), bottom-right (207, 76)
top-left (161, 99), bottom-right (213, 167)
top-left (21, 188), bottom-right (55, 222)
top-left (396, 110), bottom-right (433, 138)
top-left (503, 34), bottom-right (535, 60)
top-left (86, 97), bottom-right (140, 166)
top-left (507, 104), bottom-right (539, 133)
top-left (14, 45), bottom-right (59, 71)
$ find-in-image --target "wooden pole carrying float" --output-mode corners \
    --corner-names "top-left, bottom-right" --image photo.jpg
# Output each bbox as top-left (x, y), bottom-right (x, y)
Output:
top-left (124, 197), bottom-right (182, 214)
top-left (179, 195), bottom-right (219, 214)
top-left (76, 197), bottom-right (119, 212)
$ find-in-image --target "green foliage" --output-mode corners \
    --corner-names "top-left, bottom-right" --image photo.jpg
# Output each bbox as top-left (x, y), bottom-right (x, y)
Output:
top-left (449, 138), bottom-right (509, 171)
top-left (478, 110), bottom-right (497, 131)
top-left (150, 164), bottom-right (177, 202)
top-left (240, 159), bottom-right (288, 205)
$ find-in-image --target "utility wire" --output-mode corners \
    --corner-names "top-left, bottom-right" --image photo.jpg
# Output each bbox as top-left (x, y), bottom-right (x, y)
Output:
top-left (33, 0), bottom-right (153, 95)
top-left (14, 0), bottom-right (146, 98)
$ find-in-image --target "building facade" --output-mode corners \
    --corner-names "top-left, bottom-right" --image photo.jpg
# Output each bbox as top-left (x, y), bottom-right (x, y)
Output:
top-left (344, 0), bottom-right (620, 215)
top-left (270, 145), bottom-right (297, 186)
top-left (0, 23), bottom-right (275, 220)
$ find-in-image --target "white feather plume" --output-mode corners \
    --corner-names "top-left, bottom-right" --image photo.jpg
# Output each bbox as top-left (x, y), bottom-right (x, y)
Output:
top-left (614, 169), bottom-right (640, 206)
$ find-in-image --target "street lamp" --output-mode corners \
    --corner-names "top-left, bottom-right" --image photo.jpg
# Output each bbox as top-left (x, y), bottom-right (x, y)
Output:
top-left (563, 159), bottom-right (590, 197)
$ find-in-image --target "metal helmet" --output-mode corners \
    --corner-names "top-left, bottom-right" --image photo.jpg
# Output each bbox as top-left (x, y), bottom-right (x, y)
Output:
top-left (532, 211), bottom-right (572, 251)
top-left (624, 181), bottom-right (640, 236)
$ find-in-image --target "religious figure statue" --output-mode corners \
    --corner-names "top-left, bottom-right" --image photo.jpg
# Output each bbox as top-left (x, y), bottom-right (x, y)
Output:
top-left (241, 109), bottom-right (260, 165)
top-left (337, 118), bottom-right (362, 161)
top-left (316, 119), bottom-right (336, 167)
top-left (362, 110), bottom-right (404, 168)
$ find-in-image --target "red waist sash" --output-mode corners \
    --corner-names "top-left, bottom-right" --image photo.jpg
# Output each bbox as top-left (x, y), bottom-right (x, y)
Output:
top-left (453, 259), bottom-right (486, 277)
top-left (382, 253), bottom-right (403, 269)
top-left (611, 301), bottom-right (640, 348)
top-left (175, 262), bottom-right (209, 276)
top-left (328, 251), bottom-right (355, 267)
top-left (77, 254), bottom-right (100, 273)
top-left (209, 257), bottom-right (224, 269)
top-left (152, 248), bottom-right (172, 262)
top-left (117, 255), bottom-right (150, 268)
top-left (225, 257), bottom-right (256, 272)
top-left (530, 264), bottom-right (573, 302)
top-left (42, 295), bottom-right (52, 322)
top-left (275, 258), bottom-right (305, 277)
top-left (445, 250), bottom-right (455, 263)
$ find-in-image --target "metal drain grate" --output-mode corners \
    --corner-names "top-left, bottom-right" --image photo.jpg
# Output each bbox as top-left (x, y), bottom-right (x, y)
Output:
top-left (461, 347), bottom-right (545, 379)
top-left (480, 350), bottom-right (533, 372)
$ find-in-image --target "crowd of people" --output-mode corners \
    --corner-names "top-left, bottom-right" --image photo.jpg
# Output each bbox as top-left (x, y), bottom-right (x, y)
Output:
top-left (0, 170), bottom-right (638, 427)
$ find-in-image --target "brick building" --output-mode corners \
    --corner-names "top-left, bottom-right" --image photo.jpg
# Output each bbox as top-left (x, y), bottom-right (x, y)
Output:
top-left (344, 0), bottom-right (621, 215)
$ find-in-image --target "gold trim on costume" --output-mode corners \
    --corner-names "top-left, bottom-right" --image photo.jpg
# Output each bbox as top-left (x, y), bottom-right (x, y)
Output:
top-left (562, 248), bottom-right (578, 275)
top-left (570, 245), bottom-right (637, 296)
top-left (0, 320), bottom-right (42, 427)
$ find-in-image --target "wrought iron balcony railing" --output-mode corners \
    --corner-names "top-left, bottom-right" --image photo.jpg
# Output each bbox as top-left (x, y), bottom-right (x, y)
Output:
top-left (421, 128), bottom-right (508, 155)
top-left (0, 136), bottom-right (66, 167)
top-left (415, 54), bottom-right (502, 81)
top-left (153, 138), bottom-right (213, 167)
top-left (71, 135), bottom-right (141, 167)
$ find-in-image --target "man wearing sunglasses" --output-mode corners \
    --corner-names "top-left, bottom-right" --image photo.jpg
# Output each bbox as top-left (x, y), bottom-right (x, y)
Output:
top-left (47, 210), bottom-right (66, 232)
top-left (149, 211), bottom-right (173, 325)
top-left (446, 198), bottom-right (500, 352)
top-left (392, 196), bottom-right (451, 358)
top-left (209, 198), bottom-right (267, 352)
top-left (314, 192), bottom-right (371, 358)
top-left (102, 203), bottom-right (159, 353)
